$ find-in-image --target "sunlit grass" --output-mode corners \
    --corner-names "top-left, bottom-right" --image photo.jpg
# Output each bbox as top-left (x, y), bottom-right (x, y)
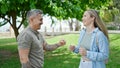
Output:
top-left (0, 38), bottom-right (16, 46)
top-left (0, 34), bottom-right (120, 68)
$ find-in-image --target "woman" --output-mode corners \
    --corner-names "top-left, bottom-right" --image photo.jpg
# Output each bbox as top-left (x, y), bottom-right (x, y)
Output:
top-left (69, 9), bottom-right (109, 68)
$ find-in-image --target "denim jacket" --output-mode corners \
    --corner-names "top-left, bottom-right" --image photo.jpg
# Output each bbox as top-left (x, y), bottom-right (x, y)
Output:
top-left (73, 28), bottom-right (109, 68)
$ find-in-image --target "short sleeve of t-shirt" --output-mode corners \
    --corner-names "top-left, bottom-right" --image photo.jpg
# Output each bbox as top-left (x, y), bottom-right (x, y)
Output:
top-left (17, 32), bottom-right (32, 49)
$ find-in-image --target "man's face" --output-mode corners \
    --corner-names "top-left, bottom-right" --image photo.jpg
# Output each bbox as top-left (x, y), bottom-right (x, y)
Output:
top-left (30, 14), bottom-right (43, 30)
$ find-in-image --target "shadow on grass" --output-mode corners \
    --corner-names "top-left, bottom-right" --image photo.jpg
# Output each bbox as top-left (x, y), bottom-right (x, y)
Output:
top-left (44, 48), bottom-right (80, 68)
top-left (0, 45), bottom-right (20, 68)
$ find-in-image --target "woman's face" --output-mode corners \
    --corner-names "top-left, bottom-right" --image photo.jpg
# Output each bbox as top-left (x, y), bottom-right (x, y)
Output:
top-left (82, 11), bottom-right (94, 27)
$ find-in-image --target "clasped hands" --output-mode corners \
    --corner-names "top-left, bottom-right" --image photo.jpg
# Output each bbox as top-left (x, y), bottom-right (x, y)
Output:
top-left (69, 45), bottom-right (87, 56)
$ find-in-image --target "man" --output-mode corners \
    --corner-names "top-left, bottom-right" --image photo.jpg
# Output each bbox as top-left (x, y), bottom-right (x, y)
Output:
top-left (17, 9), bottom-right (66, 68)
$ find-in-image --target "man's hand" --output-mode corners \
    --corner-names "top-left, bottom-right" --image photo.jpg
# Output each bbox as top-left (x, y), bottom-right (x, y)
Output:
top-left (58, 40), bottom-right (66, 46)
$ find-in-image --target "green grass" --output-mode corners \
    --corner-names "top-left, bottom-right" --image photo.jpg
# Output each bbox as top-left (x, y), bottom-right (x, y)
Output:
top-left (0, 38), bottom-right (16, 46)
top-left (0, 34), bottom-right (120, 68)
top-left (0, 38), bottom-right (20, 68)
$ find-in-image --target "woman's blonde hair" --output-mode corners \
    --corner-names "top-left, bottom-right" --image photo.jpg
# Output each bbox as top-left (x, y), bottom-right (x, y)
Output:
top-left (87, 9), bottom-right (109, 40)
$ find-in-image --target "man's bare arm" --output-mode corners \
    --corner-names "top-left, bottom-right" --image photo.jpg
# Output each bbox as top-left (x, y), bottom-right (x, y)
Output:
top-left (43, 40), bottom-right (66, 51)
top-left (18, 48), bottom-right (32, 68)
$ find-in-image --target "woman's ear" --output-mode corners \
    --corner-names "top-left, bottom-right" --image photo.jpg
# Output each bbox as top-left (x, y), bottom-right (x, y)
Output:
top-left (92, 16), bottom-right (95, 21)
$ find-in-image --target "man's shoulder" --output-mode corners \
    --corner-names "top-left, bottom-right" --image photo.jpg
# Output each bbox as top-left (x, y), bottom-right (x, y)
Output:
top-left (17, 28), bottom-right (32, 40)
top-left (19, 28), bottom-right (29, 35)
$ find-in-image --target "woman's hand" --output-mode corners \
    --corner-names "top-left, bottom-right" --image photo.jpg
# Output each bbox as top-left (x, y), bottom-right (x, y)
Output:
top-left (79, 47), bottom-right (87, 56)
top-left (69, 45), bottom-right (75, 51)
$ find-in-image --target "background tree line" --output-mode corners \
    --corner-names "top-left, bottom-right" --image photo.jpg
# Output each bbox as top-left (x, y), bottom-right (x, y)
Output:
top-left (0, 0), bottom-right (119, 39)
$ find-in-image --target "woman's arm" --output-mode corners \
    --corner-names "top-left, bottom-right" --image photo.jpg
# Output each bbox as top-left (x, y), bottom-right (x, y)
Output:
top-left (86, 32), bottom-right (109, 61)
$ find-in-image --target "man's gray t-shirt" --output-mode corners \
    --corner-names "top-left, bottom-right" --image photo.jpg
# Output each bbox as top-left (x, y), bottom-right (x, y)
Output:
top-left (17, 26), bottom-right (45, 68)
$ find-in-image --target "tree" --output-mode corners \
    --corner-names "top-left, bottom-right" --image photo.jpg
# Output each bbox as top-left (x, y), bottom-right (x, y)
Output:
top-left (113, 0), bottom-right (120, 9)
top-left (0, 0), bottom-right (110, 39)
top-left (74, 19), bottom-right (81, 31)
top-left (104, 0), bottom-right (120, 29)
top-left (0, 19), bottom-right (8, 26)
top-left (101, 9), bottom-right (113, 23)
top-left (113, 0), bottom-right (120, 29)
top-left (0, 0), bottom-right (30, 38)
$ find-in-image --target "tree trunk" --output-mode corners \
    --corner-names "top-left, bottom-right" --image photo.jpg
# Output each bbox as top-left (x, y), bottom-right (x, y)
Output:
top-left (59, 21), bottom-right (62, 32)
top-left (68, 19), bottom-right (73, 31)
top-left (75, 20), bottom-right (80, 31)
top-left (10, 10), bottom-right (19, 39)
top-left (13, 26), bottom-right (19, 39)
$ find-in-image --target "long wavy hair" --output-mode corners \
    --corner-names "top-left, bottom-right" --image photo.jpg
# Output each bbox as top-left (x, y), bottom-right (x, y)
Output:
top-left (86, 9), bottom-right (109, 40)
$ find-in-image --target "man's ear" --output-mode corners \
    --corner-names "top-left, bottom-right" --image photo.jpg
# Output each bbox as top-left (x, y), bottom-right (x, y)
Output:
top-left (29, 16), bottom-right (34, 23)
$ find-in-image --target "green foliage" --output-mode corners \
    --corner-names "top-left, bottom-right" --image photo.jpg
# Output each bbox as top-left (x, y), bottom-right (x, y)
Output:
top-left (22, 20), bottom-right (28, 28)
top-left (0, 0), bottom-right (111, 38)
top-left (0, 0), bottom-right (111, 19)
top-left (113, 0), bottom-right (120, 9)
top-left (101, 10), bottom-right (113, 22)
top-left (107, 26), bottom-right (118, 30)
top-left (1, 4), bottom-right (8, 14)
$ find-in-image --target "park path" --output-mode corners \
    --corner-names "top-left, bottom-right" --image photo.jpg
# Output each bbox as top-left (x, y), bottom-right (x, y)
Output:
top-left (0, 30), bottom-right (120, 39)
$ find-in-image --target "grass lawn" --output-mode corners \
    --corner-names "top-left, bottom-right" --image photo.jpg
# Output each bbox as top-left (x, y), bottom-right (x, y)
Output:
top-left (0, 34), bottom-right (120, 68)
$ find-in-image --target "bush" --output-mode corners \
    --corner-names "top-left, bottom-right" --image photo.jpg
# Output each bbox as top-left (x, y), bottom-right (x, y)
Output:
top-left (107, 26), bottom-right (118, 30)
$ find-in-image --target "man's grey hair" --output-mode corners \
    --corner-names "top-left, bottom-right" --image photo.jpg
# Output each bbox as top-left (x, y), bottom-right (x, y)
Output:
top-left (26, 9), bottom-right (43, 20)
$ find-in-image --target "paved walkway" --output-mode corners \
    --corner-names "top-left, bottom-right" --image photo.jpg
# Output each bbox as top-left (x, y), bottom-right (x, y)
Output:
top-left (0, 30), bottom-right (120, 38)
top-left (42, 30), bottom-right (120, 36)
top-left (108, 30), bottom-right (120, 34)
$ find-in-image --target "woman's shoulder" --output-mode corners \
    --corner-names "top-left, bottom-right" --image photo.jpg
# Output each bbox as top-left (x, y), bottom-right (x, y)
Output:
top-left (79, 28), bottom-right (86, 35)
top-left (96, 29), bottom-right (107, 40)
top-left (96, 29), bottom-right (105, 36)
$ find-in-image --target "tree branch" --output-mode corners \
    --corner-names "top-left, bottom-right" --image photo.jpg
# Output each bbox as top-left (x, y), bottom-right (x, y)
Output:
top-left (18, 11), bottom-right (27, 29)
top-left (1, 15), bottom-right (13, 27)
